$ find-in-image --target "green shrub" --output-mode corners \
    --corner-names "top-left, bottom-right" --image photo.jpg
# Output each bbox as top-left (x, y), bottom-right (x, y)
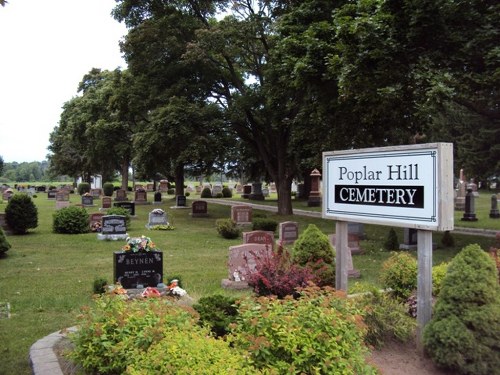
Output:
top-left (105, 207), bottom-right (131, 228)
top-left (228, 286), bottom-right (377, 374)
top-left (5, 193), bottom-right (38, 234)
top-left (222, 187), bottom-right (232, 198)
top-left (53, 206), bottom-right (89, 234)
top-left (352, 288), bottom-right (416, 348)
top-left (193, 294), bottom-right (238, 337)
top-left (69, 295), bottom-right (199, 374)
top-left (215, 219), bottom-right (240, 239)
top-left (251, 218), bottom-right (278, 233)
top-left (201, 187), bottom-right (212, 198)
top-left (103, 182), bottom-right (114, 197)
top-left (77, 182), bottom-right (91, 195)
top-left (126, 326), bottom-right (257, 375)
top-left (423, 244), bottom-right (500, 375)
top-left (384, 228), bottom-right (399, 250)
top-left (292, 224), bottom-right (335, 265)
top-left (379, 252), bottom-right (417, 300)
top-left (432, 262), bottom-right (449, 297)
top-left (167, 188), bottom-right (175, 195)
top-left (215, 192), bottom-right (223, 198)
top-left (92, 277), bottom-right (108, 295)
top-left (0, 227), bottom-right (11, 255)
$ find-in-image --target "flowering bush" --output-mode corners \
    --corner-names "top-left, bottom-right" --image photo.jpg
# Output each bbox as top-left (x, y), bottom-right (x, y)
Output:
top-left (122, 235), bottom-right (156, 252)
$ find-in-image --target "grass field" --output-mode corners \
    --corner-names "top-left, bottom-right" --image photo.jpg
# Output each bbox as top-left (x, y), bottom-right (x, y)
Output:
top-left (0, 191), bottom-right (498, 374)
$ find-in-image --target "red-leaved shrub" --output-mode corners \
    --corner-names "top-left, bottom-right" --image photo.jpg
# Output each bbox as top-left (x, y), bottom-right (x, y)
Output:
top-left (246, 247), bottom-right (314, 298)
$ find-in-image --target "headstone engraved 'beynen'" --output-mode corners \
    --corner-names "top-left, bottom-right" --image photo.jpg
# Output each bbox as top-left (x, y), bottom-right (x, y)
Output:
top-left (114, 250), bottom-right (163, 289)
top-left (221, 243), bottom-right (272, 290)
top-left (97, 215), bottom-right (129, 240)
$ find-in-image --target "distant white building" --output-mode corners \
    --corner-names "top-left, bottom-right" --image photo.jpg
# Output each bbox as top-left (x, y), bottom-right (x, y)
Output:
top-left (76, 175), bottom-right (102, 189)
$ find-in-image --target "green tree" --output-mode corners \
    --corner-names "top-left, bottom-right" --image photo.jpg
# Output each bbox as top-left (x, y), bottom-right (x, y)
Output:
top-left (0, 155), bottom-right (4, 176)
top-left (423, 244), bottom-right (500, 375)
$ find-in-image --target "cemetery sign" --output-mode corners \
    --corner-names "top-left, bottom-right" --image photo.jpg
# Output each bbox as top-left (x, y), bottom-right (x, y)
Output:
top-left (323, 143), bottom-right (454, 231)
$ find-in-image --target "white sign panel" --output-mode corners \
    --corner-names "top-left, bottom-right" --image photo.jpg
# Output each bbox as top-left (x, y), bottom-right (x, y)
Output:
top-left (323, 143), bottom-right (454, 231)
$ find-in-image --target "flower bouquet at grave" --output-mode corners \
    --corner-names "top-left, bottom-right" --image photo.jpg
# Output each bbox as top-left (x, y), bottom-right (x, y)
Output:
top-left (90, 221), bottom-right (102, 232)
top-left (122, 235), bottom-right (156, 253)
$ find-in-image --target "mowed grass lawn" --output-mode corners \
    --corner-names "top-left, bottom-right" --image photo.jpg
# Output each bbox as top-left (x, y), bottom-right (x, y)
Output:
top-left (0, 191), bottom-right (498, 374)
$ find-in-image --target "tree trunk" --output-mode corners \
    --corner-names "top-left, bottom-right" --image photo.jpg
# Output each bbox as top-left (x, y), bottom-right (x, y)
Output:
top-left (120, 159), bottom-right (129, 190)
top-left (174, 163), bottom-right (185, 196)
top-left (276, 177), bottom-right (293, 215)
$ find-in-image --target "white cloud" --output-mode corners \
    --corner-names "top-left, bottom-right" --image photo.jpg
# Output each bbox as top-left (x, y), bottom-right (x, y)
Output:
top-left (0, 0), bottom-right (127, 163)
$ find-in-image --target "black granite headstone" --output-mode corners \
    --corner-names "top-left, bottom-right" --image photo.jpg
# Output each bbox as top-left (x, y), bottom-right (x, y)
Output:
top-left (113, 250), bottom-right (163, 289)
top-left (114, 201), bottom-right (136, 216)
top-left (176, 195), bottom-right (186, 207)
top-left (154, 191), bottom-right (162, 203)
top-left (82, 196), bottom-right (94, 206)
top-left (102, 215), bottom-right (127, 235)
top-left (47, 190), bottom-right (57, 199)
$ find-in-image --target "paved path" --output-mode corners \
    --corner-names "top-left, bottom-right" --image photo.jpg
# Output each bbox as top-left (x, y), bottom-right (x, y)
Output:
top-left (203, 198), bottom-right (498, 237)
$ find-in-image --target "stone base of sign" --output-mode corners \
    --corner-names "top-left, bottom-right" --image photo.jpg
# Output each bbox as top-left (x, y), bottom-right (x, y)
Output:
top-left (97, 233), bottom-right (129, 241)
top-left (221, 279), bottom-right (251, 290)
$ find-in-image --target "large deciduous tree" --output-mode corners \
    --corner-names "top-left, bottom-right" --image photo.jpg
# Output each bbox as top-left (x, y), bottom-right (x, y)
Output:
top-left (48, 68), bottom-right (135, 188)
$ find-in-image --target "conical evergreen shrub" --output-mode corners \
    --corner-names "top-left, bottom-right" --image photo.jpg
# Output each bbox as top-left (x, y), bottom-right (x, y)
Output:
top-left (5, 193), bottom-right (38, 234)
top-left (423, 244), bottom-right (500, 375)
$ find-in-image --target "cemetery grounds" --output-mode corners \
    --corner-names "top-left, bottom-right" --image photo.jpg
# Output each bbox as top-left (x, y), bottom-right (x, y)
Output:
top-left (0, 189), bottom-right (498, 374)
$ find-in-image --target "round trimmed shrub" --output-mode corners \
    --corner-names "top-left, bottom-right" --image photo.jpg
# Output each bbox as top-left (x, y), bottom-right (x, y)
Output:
top-left (292, 224), bottom-right (335, 287)
top-left (5, 193), bottom-right (38, 234)
top-left (167, 188), bottom-right (175, 195)
top-left (77, 182), bottom-right (91, 195)
top-left (103, 182), bottom-right (114, 197)
top-left (292, 224), bottom-right (334, 265)
top-left (53, 206), bottom-right (89, 234)
top-left (222, 187), bottom-right (232, 198)
top-left (0, 227), bottom-right (11, 255)
top-left (379, 252), bottom-right (417, 300)
top-left (200, 187), bottom-right (212, 198)
top-left (215, 219), bottom-right (240, 239)
top-left (423, 244), bottom-right (500, 375)
top-left (252, 218), bottom-right (278, 233)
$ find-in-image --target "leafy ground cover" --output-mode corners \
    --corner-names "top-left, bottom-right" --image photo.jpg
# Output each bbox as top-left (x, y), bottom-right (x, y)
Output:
top-left (0, 191), bottom-right (498, 374)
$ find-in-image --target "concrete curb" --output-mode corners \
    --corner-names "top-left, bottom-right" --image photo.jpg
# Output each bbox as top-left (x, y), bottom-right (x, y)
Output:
top-left (29, 327), bottom-right (77, 375)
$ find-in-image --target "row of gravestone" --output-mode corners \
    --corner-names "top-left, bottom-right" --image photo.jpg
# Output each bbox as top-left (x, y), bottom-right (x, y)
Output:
top-left (222, 222), bottom-right (365, 290)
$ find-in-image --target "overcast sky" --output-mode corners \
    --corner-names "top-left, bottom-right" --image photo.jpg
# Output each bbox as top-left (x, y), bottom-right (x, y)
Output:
top-left (0, 0), bottom-right (128, 163)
